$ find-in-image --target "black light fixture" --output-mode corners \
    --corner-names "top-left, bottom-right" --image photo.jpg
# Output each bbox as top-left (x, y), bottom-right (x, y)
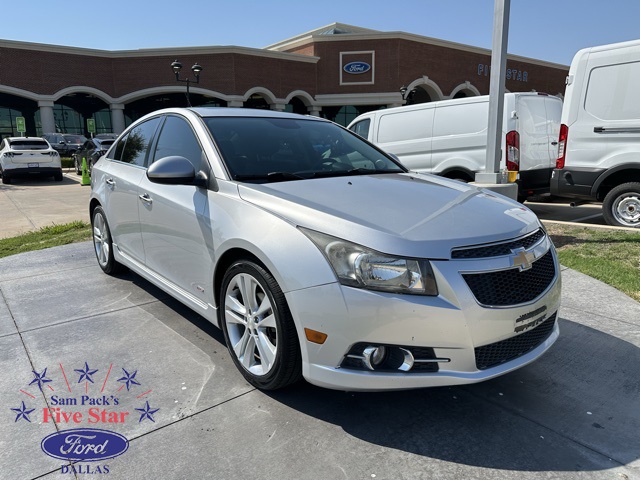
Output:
top-left (399, 85), bottom-right (417, 105)
top-left (171, 60), bottom-right (203, 107)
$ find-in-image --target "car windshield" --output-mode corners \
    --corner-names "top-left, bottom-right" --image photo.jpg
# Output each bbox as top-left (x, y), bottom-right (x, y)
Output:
top-left (10, 140), bottom-right (49, 150)
top-left (204, 117), bottom-right (406, 182)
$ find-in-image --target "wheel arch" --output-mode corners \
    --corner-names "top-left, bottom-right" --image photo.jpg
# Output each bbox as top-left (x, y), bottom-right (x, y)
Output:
top-left (592, 163), bottom-right (640, 201)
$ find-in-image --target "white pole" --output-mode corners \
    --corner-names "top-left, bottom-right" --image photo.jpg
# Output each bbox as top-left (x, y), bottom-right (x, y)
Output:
top-left (476, 0), bottom-right (511, 185)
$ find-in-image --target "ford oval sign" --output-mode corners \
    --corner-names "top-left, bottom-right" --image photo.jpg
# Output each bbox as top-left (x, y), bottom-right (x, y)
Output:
top-left (41, 428), bottom-right (129, 462)
top-left (343, 62), bottom-right (371, 74)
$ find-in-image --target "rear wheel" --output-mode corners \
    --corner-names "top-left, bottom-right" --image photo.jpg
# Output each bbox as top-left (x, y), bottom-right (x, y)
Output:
top-left (219, 260), bottom-right (302, 390)
top-left (74, 156), bottom-right (82, 175)
top-left (1, 171), bottom-right (10, 184)
top-left (54, 170), bottom-right (63, 182)
top-left (602, 182), bottom-right (640, 228)
top-left (91, 206), bottom-right (126, 274)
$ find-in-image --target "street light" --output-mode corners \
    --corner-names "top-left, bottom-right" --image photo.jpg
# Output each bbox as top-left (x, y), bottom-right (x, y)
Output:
top-left (171, 60), bottom-right (203, 107)
top-left (399, 85), bottom-right (417, 105)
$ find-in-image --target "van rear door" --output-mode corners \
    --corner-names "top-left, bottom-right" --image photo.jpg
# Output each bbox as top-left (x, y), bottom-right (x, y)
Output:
top-left (516, 94), bottom-right (559, 171)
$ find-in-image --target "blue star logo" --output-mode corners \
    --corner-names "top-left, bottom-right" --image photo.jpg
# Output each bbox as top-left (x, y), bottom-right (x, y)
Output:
top-left (29, 368), bottom-right (52, 391)
top-left (135, 401), bottom-right (159, 423)
top-left (11, 401), bottom-right (35, 422)
top-left (74, 362), bottom-right (98, 384)
top-left (117, 368), bottom-right (141, 391)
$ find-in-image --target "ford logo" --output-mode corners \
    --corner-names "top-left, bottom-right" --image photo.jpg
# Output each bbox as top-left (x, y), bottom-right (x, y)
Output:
top-left (41, 428), bottom-right (129, 462)
top-left (343, 62), bottom-right (371, 74)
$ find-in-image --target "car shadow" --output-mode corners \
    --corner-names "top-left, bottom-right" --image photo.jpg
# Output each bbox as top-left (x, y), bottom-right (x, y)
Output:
top-left (128, 275), bottom-right (639, 474)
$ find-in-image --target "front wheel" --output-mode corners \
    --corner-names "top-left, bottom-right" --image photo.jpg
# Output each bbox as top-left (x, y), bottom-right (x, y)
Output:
top-left (602, 182), bottom-right (640, 228)
top-left (219, 261), bottom-right (302, 390)
top-left (91, 206), bottom-right (126, 274)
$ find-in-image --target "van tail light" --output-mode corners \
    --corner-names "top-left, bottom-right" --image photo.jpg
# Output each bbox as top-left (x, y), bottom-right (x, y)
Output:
top-left (506, 130), bottom-right (520, 171)
top-left (556, 123), bottom-right (568, 169)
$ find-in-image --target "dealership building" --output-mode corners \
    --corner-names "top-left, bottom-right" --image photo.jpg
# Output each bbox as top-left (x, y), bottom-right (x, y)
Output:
top-left (0, 23), bottom-right (569, 138)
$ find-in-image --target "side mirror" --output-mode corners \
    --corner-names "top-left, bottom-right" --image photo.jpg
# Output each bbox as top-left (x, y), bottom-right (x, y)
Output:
top-left (147, 155), bottom-right (209, 188)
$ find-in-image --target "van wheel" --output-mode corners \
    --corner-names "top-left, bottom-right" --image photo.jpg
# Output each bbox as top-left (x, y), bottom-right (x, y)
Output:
top-left (602, 182), bottom-right (640, 228)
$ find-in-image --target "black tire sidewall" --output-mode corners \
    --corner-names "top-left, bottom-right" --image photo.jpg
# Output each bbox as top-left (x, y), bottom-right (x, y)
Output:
top-left (219, 261), bottom-right (300, 390)
top-left (602, 182), bottom-right (640, 228)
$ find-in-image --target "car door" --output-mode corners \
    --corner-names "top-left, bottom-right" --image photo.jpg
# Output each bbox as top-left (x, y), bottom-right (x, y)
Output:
top-left (137, 114), bottom-right (213, 305)
top-left (101, 117), bottom-right (162, 264)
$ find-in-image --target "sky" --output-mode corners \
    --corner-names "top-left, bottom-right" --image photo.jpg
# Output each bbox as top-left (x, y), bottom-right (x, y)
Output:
top-left (3, 0), bottom-right (639, 66)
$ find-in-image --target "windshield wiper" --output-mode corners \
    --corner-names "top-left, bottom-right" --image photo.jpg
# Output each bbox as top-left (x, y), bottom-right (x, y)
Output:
top-left (234, 172), bottom-right (306, 183)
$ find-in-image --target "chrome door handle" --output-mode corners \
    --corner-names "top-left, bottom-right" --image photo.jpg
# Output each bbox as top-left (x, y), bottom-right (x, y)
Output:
top-left (105, 178), bottom-right (115, 187)
top-left (138, 193), bottom-right (153, 204)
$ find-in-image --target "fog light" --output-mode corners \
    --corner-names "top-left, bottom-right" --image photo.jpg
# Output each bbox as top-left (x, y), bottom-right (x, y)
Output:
top-left (362, 346), bottom-right (387, 370)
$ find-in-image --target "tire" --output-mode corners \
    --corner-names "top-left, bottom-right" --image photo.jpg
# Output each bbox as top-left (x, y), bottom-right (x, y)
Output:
top-left (219, 260), bottom-right (302, 390)
top-left (74, 157), bottom-right (82, 175)
top-left (54, 170), bottom-right (63, 182)
top-left (1, 172), bottom-right (10, 184)
top-left (602, 182), bottom-right (640, 228)
top-left (91, 206), bottom-right (126, 274)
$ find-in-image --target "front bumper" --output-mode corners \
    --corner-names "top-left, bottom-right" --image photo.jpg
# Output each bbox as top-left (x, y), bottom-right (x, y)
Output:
top-left (285, 244), bottom-right (561, 391)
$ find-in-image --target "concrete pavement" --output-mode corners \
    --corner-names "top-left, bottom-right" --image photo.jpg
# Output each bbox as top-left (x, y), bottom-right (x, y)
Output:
top-left (0, 242), bottom-right (638, 479)
top-left (0, 170), bottom-right (90, 239)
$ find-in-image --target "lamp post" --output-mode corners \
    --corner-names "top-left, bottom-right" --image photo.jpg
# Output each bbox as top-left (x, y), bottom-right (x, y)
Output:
top-left (399, 85), bottom-right (416, 105)
top-left (171, 60), bottom-right (203, 107)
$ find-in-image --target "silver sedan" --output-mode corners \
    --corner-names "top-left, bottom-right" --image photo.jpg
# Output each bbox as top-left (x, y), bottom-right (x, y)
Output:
top-left (89, 108), bottom-right (561, 391)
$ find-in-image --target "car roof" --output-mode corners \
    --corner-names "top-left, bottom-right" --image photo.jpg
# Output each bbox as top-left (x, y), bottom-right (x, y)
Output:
top-left (146, 107), bottom-right (328, 122)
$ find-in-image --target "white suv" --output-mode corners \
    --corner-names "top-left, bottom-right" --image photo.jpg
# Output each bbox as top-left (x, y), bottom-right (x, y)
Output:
top-left (0, 137), bottom-right (62, 184)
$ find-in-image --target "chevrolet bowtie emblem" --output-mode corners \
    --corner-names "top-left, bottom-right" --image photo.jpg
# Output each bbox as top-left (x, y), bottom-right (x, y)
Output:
top-left (511, 247), bottom-right (535, 271)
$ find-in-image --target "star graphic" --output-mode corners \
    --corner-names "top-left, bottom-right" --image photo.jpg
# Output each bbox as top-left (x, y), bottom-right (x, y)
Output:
top-left (135, 401), bottom-right (159, 423)
top-left (29, 368), bottom-right (52, 391)
top-left (11, 401), bottom-right (35, 423)
top-left (117, 368), bottom-right (141, 391)
top-left (74, 362), bottom-right (98, 384)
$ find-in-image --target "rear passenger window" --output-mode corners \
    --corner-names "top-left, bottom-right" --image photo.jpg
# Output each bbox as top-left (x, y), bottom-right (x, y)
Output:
top-left (152, 116), bottom-right (204, 171)
top-left (108, 117), bottom-right (160, 166)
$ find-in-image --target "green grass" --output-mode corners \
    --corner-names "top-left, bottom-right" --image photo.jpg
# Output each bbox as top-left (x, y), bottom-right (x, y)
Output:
top-left (0, 221), bottom-right (92, 259)
top-left (545, 223), bottom-right (640, 302)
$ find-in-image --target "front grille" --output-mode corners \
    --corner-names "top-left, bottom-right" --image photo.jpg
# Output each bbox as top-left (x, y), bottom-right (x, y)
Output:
top-left (452, 229), bottom-right (545, 259)
top-left (462, 250), bottom-right (556, 306)
top-left (475, 312), bottom-right (557, 370)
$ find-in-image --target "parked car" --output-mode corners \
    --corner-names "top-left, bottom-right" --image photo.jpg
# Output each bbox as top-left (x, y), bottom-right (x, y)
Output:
top-left (42, 133), bottom-right (68, 156)
top-left (0, 137), bottom-right (62, 184)
top-left (62, 134), bottom-right (87, 155)
top-left (72, 137), bottom-right (116, 174)
top-left (348, 92), bottom-right (562, 202)
top-left (90, 108), bottom-right (561, 391)
top-left (551, 39), bottom-right (640, 227)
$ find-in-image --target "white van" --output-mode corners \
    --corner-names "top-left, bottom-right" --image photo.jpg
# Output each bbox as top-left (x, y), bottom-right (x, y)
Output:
top-left (348, 92), bottom-right (562, 201)
top-left (551, 39), bottom-right (640, 228)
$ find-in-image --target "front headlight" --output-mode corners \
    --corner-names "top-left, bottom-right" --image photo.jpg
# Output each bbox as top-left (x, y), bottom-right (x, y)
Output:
top-left (300, 228), bottom-right (438, 296)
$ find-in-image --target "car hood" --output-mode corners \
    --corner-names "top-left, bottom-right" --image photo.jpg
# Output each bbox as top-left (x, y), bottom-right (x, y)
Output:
top-left (237, 173), bottom-right (540, 259)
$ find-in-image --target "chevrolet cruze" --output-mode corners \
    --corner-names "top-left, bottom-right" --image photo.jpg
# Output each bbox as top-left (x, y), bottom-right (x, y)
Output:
top-left (89, 108), bottom-right (561, 391)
